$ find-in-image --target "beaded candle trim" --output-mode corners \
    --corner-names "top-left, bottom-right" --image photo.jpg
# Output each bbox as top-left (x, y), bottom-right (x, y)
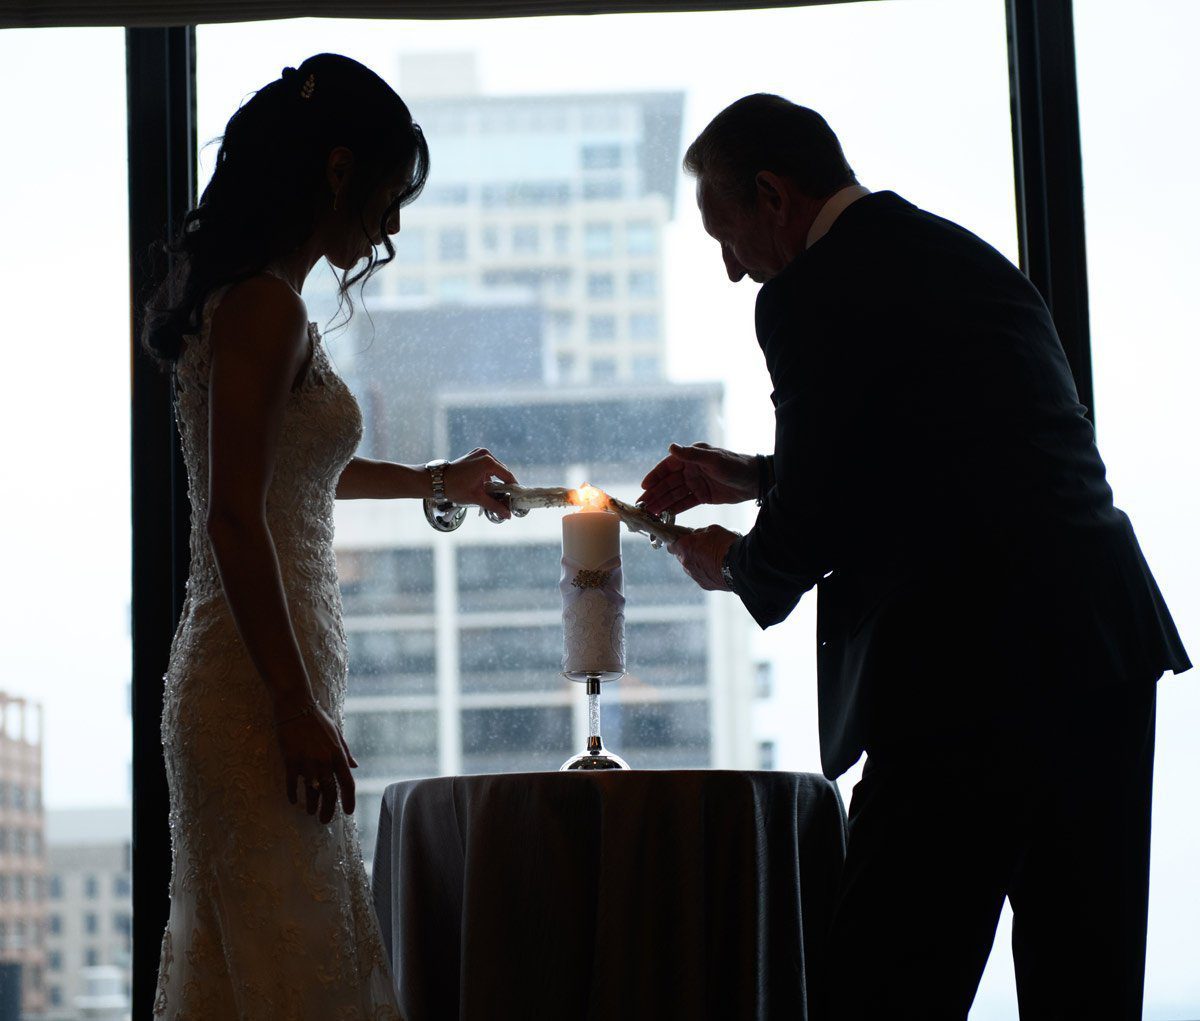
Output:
top-left (572, 568), bottom-right (613, 591)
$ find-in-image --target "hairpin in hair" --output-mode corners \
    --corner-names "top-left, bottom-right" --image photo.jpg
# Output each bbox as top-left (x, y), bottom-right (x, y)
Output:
top-left (300, 73), bottom-right (316, 100)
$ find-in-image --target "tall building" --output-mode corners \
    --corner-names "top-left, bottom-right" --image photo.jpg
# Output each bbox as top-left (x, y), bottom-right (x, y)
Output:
top-left (0, 694), bottom-right (47, 1018)
top-left (375, 63), bottom-right (685, 385)
top-left (43, 808), bottom-right (131, 1021)
top-left (325, 58), bottom-right (757, 860)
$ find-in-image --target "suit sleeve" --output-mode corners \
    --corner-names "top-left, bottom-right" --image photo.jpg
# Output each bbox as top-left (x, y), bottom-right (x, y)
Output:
top-left (727, 319), bottom-right (864, 629)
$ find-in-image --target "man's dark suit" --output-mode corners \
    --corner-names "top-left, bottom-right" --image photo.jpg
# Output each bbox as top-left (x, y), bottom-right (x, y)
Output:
top-left (725, 192), bottom-right (1190, 1018)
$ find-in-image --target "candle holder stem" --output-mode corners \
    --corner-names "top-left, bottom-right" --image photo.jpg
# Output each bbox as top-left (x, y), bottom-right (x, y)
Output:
top-left (561, 673), bottom-right (629, 771)
top-left (587, 677), bottom-right (601, 747)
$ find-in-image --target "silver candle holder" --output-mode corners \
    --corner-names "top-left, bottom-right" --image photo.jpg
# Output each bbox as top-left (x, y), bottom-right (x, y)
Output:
top-left (560, 673), bottom-right (629, 771)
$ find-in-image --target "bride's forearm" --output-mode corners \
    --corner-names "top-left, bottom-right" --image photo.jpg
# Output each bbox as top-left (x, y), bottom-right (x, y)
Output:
top-left (335, 457), bottom-right (434, 500)
top-left (206, 514), bottom-right (314, 713)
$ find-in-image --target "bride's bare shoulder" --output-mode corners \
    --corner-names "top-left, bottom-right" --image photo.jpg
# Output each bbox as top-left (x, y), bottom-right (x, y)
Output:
top-left (209, 273), bottom-right (310, 364)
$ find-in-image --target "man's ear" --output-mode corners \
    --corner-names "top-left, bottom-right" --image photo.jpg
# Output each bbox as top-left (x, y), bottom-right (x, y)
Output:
top-left (754, 171), bottom-right (791, 225)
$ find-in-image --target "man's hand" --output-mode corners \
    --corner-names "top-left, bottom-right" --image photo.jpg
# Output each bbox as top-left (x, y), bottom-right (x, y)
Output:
top-left (668, 525), bottom-right (740, 592)
top-left (639, 443), bottom-right (759, 517)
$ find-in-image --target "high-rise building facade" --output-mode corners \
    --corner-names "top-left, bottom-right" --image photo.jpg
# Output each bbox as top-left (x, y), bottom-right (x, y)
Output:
top-left (376, 73), bottom-right (685, 388)
top-left (323, 61), bottom-right (757, 859)
top-left (0, 694), bottom-right (47, 1018)
top-left (43, 808), bottom-right (131, 1021)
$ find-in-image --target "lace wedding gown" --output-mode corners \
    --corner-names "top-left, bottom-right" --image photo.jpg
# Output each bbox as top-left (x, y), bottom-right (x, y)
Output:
top-left (154, 281), bottom-right (402, 1020)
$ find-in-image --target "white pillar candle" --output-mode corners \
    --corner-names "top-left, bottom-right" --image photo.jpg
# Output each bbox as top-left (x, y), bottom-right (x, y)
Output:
top-left (562, 507), bottom-right (620, 569)
top-left (561, 487), bottom-right (625, 679)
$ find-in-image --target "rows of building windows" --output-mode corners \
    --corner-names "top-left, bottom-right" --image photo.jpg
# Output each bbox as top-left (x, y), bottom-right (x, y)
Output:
top-left (0, 827), bottom-right (43, 856)
top-left (585, 312), bottom-right (659, 342)
top-left (580, 143), bottom-right (622, 170)
top-left (449, 699), bottom-right (710, 774)
top-left (340, 539), bottom-right (702, 622)
top-left (430, 180), bottom-right (586, 209)
top-left (338, 551), bottom-right (700, 695)
top-left (458, 542), bottom-right (703, 608)
top-left (394, 268), bottom-right (657, 304)
top-left (418, 105), bottom-right (629, 138)
top-left (551, 312), bottom-right (663, 345)
top-left (343, 710), bottom-right (438, 777)
top-left (341, 701), bottom-right (718, 779)
top-left (415, 174), bottom-right (633, 209)
top-left (43, 872), bottom-right (130, 901)
top-left (44, 909), bottom-right (130, 937)
top-left (337, 548), bottom-right (435, 615)
top-left (454, 619), bottom-right (706, 696)
top-left (46, 977), bottom-right (133, 1011)
top-left (393, 219), bottom-right (657, 265)
top-left (345, 630), bottom-right (437, 696)
top-left (0, 872), bottom-right (46, 901)
top-left (556, 352), bottom-right (661, 383)
top-left (586, 270), bottom-right (658, 299)
top-left (446, 395), bottom-right (708, 469)
top-left (0, 919), bottom-right (42, 949)
top-left (441, 702), bottom-right (711, 772)
top-left (44, 916), bottom-right (130, 958)
top-left (0, 782), bottom-right (41, 811)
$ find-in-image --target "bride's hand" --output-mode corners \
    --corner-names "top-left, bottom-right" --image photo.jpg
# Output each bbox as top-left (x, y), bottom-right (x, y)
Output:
top-left (444, 447), bottom-right (518, 520)
top-left (276, 702), bottom-right (358, 824)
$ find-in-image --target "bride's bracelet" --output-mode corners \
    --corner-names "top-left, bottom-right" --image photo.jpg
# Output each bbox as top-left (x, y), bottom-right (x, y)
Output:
top-left (275, 698), bottom-right (321, 728)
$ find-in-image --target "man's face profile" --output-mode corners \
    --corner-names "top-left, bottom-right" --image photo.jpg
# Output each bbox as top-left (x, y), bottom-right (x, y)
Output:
top-left (696, 176), bottom-right (783, 285)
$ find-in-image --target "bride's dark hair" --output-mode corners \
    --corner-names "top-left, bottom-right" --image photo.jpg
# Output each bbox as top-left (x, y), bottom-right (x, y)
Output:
top-left (143, 52), bottom-right (429, 362)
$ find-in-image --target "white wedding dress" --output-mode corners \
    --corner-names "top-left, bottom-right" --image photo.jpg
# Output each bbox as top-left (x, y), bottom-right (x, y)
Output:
top-left (154, 280), bottom-right (402, 1020)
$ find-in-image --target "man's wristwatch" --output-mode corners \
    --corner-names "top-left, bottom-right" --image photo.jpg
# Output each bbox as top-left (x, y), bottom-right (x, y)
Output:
top-left (720, 543), bottom-right (737, 590)
top-left (425, 458), bottom-right (450, 504)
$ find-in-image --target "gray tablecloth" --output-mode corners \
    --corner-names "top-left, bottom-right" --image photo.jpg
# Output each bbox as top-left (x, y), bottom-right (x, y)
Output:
top-left (372, 770), bottom-right (847, 1021)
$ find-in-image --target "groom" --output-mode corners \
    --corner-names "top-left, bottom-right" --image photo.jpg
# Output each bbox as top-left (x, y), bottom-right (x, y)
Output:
top-left (639, 94), bottom-right (1190, 1019)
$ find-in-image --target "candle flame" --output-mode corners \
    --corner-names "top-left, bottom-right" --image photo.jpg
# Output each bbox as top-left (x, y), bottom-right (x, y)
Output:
top-left (569, 483), bottom-right (609, 512)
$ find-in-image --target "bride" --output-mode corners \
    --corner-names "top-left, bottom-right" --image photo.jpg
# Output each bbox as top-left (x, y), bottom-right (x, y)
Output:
top-left (143, 53), bottom-right (514, 1018)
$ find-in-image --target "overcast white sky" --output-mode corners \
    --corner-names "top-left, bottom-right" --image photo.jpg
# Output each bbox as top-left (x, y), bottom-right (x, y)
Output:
top-left (0, 0), bottom-right (1196, 1015)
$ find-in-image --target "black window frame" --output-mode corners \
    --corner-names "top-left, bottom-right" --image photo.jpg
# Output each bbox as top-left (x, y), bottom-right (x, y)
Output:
top-left (126, 3), bottom-right (1090, 1015)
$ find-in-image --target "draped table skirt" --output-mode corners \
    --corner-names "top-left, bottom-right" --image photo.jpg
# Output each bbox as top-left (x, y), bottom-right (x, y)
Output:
top-left (371, 770), bottom-right (847, 1021)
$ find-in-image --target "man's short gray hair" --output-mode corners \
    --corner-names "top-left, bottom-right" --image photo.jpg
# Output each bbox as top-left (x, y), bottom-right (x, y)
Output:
top-left (684, 94), bottom-right (857, 207)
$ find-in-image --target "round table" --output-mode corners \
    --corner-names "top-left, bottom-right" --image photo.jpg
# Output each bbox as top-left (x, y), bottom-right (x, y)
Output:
top-left (371, 770), bottom-right (847, 1021)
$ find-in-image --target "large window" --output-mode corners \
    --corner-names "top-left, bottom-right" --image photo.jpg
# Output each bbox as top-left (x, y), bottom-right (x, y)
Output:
top-left (0, 28), bottom-right (133, 1021)
top-left (1072, 4), bottom-right (1198, 1016)
top-left (196, 0), bottom-right (1019, 877)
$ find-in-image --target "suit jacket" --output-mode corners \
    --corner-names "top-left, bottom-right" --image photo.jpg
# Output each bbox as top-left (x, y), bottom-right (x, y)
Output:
top-left (727, 191), bottom-right (1190, 778)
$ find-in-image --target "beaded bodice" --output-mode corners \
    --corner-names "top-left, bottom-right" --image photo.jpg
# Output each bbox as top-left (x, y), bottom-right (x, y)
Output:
top-left (168, 284), bottom-right (363, 710)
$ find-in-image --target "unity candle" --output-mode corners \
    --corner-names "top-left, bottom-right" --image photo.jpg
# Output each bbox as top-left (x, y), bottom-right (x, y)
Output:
top-left (561, 485), bottom-right (626, 680)
top-left (562, 493), bottom-right (619, 568)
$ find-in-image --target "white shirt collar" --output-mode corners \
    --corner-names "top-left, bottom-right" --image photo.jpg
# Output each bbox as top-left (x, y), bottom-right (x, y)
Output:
top-left (805, 184), bottom-right (872, 249)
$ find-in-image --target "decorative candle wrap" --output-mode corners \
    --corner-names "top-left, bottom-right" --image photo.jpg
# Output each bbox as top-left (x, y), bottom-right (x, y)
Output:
top-left (560, 554), bottom-right (626, 679)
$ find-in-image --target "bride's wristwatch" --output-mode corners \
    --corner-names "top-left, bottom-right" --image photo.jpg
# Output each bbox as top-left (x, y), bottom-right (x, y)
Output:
top-left (426, 458), bottom-right (450, 504)
top-left (423, 459), bottom-right (467, 532)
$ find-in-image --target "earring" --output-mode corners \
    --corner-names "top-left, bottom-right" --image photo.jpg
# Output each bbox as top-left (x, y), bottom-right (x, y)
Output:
top-left (333, 191), bottom-right (341, 212)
